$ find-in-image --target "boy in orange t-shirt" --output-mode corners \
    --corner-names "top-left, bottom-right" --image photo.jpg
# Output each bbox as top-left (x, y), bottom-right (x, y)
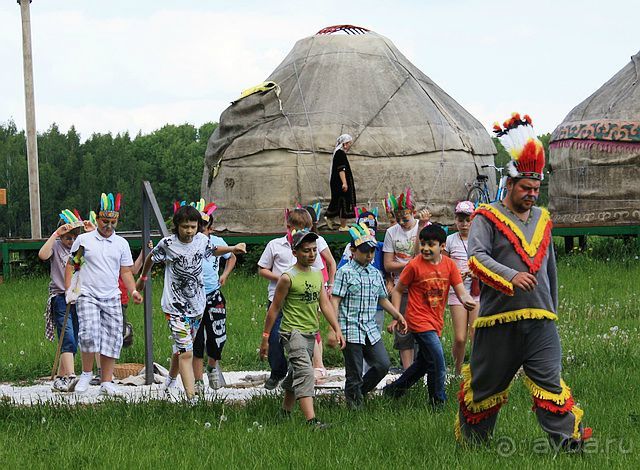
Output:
top-left (384, 225), bottom-right (476, 407)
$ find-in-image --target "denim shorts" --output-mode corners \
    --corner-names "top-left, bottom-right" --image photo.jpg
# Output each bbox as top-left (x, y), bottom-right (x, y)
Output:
top-left (52, 294), bottom-right (79, 354)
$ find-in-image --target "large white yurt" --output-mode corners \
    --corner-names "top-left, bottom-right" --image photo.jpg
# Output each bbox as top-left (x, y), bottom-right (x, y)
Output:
top-left (202, 25), bottom-right (496, 233)
top-left (549, 50), bottom-right (640, 226)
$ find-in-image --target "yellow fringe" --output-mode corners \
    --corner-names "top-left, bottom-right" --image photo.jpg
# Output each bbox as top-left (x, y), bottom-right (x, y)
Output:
top-left (461, 364), bottom-right (510, 412)
top-left (571, 405), bottom-right (584, 440)
top-left (454, 415), bottom-right (462, 441)
top-left (473, 309), bottom-right (558, 328)
top-left (468, 256), bottom-right (514, 296)
top-left (524, 375), bottom-right (571, 405)
top-left (477, 204), bottom-right (551, 257)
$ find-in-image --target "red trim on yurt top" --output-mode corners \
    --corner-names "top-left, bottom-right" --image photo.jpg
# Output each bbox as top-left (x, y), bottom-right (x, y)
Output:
top-left (316, 25), bottom-right (370, 35)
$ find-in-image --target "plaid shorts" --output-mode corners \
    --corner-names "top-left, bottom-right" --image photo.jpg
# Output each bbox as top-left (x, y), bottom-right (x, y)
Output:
top-left (76, 295), bottom-right (123, 359)
top-left (165, 312), bottom-right (203, 354)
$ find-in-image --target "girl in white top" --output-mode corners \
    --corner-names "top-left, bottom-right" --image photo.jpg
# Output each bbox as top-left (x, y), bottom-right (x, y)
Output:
top-left (444, 201), bottom-right (480, 376)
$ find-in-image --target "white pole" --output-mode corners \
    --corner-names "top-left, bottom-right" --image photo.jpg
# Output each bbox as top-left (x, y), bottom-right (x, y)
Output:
top-left (19, 0), bottom-right (42, 239)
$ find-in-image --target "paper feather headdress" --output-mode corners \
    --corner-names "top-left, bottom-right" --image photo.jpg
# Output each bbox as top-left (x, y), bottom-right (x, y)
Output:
top-left (172, 198), bottom-right (218, 222)
top-left (384, 188), bottom-right (413, 214)
top-left (98, 192), bottom-right (121, 218)
top-left (59, 208), bottom-right (84, 229)
top-left (348, 221), bottom-right (377, 248)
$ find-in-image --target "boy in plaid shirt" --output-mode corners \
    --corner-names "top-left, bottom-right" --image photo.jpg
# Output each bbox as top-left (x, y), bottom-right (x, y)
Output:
top-left (332, 222), bottom-right (407, 408)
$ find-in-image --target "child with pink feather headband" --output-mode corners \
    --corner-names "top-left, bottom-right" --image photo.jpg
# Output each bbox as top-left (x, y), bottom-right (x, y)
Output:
top-left (382, 188), bottom-right (431, 371)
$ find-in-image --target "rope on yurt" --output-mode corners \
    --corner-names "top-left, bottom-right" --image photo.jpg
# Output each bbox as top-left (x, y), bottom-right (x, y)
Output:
top-left (607, 53), bottom-right (639, 112)
top-left (353, 75), bottom-right (411, 201)
top-left (372, 39), bottom-right (450, 209)
top-left (291, 58), bottom-right (324, 201)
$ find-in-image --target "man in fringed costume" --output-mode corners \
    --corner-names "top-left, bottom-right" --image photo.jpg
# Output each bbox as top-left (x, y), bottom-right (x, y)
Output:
top-left (456, 113), bottom-right (591, 451)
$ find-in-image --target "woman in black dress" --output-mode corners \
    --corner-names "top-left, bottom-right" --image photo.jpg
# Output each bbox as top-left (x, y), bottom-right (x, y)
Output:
top-left (325, 134), bottom-right (356, 231)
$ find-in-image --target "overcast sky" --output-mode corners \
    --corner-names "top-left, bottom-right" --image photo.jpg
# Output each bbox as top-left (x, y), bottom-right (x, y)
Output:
top-left (2, 0), bottom-right (638, 139)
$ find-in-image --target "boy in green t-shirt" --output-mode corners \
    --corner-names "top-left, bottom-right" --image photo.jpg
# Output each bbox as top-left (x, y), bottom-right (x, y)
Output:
top-left (260, 230), bottom-right (345, 428)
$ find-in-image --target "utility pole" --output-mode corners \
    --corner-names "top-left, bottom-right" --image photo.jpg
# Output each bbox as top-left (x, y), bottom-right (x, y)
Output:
top-left (18, 0), bottom-right (42, 239)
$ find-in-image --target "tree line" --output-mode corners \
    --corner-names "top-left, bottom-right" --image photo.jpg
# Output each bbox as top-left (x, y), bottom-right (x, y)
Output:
top-left (0, 121), bottom-right (216, 238)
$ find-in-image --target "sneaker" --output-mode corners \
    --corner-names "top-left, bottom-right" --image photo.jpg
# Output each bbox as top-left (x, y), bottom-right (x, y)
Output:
top-left (307, 417), bottom-right (332, 430)
top-left (75, 372), bottom-right (93, 394)
top-left (51, 376), bottom-right (71, 392)
top-left (66, 376), bottom-right (79, 392)
top-left (323, 216), bottom-right (335, 230)
top-left (264, 376), bottom-right (283, 390)
top-left (207, 369), bottom-right (221, 390)
top-left (382, 385), bottom-right (405, 399)
top-left (99, 381), bottom-right (124, 397)
top-left (163, 378), bottom-right (181, 401)
top-left (194, 380), bottom-right (205, 397)
top-left (89, 375), bottom-right (101, 386)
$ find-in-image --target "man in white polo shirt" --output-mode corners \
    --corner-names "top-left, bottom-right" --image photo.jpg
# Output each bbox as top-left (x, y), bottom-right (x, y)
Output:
top-left (65, 193), bottom-right (142, 396)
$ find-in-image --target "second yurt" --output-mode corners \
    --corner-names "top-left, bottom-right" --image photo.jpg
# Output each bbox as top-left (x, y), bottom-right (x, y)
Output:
top-left (549, 50), bottom-right (640, 226)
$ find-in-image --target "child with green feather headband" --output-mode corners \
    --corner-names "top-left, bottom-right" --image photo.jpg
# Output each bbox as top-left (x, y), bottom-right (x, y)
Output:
top-left (39, 208), bottom-right (96, 392)
top-left (332, 221), bottom-right (407, 409)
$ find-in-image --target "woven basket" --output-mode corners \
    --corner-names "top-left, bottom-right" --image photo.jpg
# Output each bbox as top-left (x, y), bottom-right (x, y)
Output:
top-left (113, 362), bottom-right (144, 379)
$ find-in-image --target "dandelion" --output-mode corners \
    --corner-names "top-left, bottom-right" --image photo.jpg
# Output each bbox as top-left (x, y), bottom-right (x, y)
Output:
top-left (253, 421), bottom-right (260, 427)
top-left (19, 350), bottom-right (24, 355)
top-left (610, 326), bottom-right (619, 333)
top-left (204, 422), bottom-right (211, 429)
top-left (247, 428), bottom-right (253, 433)
top-left (8, 363), bottom-right (13, 367)
top-left (41, 417), bottom-right (46, 424)
top-left (218, 410), bottom-right (227, 431)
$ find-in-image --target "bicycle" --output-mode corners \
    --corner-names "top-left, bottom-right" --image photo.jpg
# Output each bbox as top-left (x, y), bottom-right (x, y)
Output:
top-left (466, 164), bottom-right (508, 206)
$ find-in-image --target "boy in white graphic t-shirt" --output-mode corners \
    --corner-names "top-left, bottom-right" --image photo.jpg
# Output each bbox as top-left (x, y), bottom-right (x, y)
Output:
top-left (136, 205), bottom-right (246, 400)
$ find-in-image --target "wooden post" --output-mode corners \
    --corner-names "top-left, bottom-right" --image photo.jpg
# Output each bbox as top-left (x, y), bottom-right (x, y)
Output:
top-left (18, 0), bottom-right (42, 239)
top-left (141, 181), bottom-right (170, 385)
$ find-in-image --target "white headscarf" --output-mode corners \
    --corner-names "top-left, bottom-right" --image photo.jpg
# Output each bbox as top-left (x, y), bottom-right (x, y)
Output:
top-left (330, 134), bottom-right (353, 176)
top-left (333, 134), bottom-right (353, 156)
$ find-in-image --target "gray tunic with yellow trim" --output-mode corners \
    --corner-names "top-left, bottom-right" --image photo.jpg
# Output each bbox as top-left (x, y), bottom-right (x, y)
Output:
top-left (467, 202), bottom-right (557, 325)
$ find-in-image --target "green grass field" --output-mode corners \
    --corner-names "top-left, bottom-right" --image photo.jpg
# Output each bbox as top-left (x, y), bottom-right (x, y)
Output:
top-left (1, 238), bottom-right (639, 467)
